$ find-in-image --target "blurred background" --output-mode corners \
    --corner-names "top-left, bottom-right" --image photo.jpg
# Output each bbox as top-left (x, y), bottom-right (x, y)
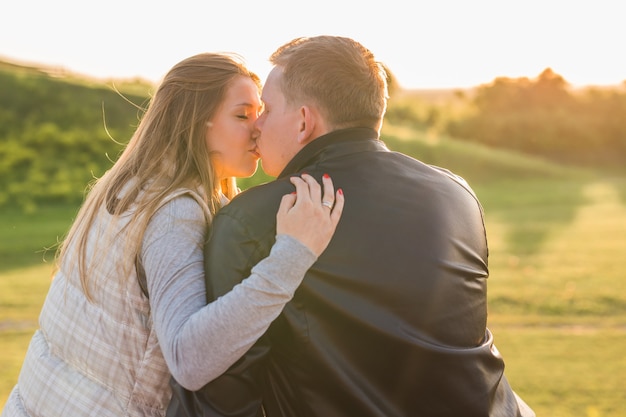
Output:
top-left (1, 1), bottom-right (625, 416)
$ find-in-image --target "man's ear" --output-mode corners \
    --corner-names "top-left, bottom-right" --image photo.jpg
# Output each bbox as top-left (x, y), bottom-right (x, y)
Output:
top-left (295, 105), bottom-right (314, 144)
top-left (296, 104), bottom-right (328, 145)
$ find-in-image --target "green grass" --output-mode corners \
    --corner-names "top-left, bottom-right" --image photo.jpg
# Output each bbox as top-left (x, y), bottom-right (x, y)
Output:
top-left (491, 325), bottom-right (626, 417)
top-left (479, 176), bottom-right (626, 417)
top-left (2, 127), bottom-right (625, 416)
top-left (0, 204), bottom-right (78, 272)
top-left (0, 264), bottom-right (53, 404)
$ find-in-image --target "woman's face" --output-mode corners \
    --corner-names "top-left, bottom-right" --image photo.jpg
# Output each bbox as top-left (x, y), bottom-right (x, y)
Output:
top-left (206, 76), bottom-right (262, 180)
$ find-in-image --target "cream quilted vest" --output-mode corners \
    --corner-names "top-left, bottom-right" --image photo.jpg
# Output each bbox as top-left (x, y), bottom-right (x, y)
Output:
top-left (3, 188), bottom-right (211, 417)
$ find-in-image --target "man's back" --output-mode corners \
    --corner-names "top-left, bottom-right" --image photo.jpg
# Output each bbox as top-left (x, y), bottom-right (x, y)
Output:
top-left (184, 131), bottom-right (522, 417)
top-left (167, 130), bottom-right (523, 416)
top-left (259, 136), bottom-right (518, 416)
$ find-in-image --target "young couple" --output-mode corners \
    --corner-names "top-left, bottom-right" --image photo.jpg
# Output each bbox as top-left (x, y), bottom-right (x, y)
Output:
top-left (3, 36), bottom-right (533, 417)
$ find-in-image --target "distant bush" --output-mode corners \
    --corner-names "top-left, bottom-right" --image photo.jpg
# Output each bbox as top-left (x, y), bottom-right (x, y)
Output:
top-left (445, 68), bottom-right (626, 167)
top-left (0, 65), bottom-right (148, 211)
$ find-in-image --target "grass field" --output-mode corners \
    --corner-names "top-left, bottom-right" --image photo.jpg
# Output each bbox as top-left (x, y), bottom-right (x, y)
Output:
top-left (477, 176), bottom-right (626, 417)
top-left (1, 130), bottom-right (625, 416)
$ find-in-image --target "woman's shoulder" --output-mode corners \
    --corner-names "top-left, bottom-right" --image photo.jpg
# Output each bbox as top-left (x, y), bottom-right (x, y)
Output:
top-left (150, 189), bottom-right (211, 230)
top-left (162, 188), bottom-right (211, 217)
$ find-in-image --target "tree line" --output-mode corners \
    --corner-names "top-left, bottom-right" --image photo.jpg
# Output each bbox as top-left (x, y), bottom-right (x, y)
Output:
top-left (386, 68), bottom-right (626, 167)
top-left (1, 61), bottom-right (624, 210)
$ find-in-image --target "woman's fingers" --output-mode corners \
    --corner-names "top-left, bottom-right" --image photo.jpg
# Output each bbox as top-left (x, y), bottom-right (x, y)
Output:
top-left (330, 188), bottom-right (344, 224)
top-left (277, 173), bottom-right (344, 256)
top-left (277, 191), bottom-right (297, 217)
top-left (289, 174), bottom-right (322, 205)
top-left (288, 175), bottom-right (311, 204)
top-left (320, 174), bottom-right (335, 211)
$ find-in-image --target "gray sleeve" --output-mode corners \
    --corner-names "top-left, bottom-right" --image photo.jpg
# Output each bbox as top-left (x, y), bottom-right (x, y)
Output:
top-left (143, 196), bottom-right (316, 390)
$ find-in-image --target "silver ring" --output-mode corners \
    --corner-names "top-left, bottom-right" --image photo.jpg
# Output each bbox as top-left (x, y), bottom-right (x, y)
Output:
top-left (322, 201), bottom-right (333, 209)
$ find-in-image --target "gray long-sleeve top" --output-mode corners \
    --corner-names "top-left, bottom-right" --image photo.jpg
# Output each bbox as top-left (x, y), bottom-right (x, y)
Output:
top-left (146, 195), bottom-right (316, 390)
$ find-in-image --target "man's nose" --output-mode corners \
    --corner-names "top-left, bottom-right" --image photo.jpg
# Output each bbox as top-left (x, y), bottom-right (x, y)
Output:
top-left (251, 126), bottom-right (261, 141)
top-left (253, 112), bottom-right (265, 129)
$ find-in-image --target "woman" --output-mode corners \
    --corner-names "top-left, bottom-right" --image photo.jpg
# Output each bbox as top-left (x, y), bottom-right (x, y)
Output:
top-left (2, 53), bottom-right (344, 417)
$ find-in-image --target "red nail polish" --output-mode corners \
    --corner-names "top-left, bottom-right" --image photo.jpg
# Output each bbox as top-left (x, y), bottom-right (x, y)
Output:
top-left (323, 173), bottom-right (330, 179)
top-left (338, 188), bottom-right (343, 195)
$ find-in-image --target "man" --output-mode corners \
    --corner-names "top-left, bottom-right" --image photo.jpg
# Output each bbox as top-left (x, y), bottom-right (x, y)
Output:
top-left (167, 36), bottom-right (534, 417)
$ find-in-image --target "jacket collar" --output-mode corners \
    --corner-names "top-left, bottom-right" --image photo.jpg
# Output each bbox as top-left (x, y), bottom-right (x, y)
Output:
top-left (277, 127), bottom-right (387, 179)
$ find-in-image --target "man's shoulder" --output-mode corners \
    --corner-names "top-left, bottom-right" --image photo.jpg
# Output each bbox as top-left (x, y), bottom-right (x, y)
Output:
top-left (219, 178), bottom-right (293, 220)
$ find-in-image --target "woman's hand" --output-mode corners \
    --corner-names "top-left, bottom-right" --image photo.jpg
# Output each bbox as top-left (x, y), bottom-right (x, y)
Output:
top-left (276, 173), bottom-right (344, 256)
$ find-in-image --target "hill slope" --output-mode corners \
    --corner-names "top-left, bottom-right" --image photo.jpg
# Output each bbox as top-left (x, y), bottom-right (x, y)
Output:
top-left (0, 58), bottom-right (592, 208)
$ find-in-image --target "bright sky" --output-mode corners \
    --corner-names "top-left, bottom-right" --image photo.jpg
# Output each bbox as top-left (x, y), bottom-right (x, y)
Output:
top-left (1, 0), bottom-right (624, 89)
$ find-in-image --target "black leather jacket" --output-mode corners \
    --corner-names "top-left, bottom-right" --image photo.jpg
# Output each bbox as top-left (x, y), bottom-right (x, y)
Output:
top-left (167, 127), bottom-right (522, 417)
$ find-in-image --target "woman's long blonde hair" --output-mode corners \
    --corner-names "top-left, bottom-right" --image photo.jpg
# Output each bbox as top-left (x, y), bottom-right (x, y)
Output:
top-left (55, 53), bottom-right (261, 299)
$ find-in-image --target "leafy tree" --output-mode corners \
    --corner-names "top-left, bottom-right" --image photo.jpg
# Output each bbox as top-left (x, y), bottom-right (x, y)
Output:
top-left (0, 63), bottom-right (148, 210)
top-left (446, 68), bottom-right (626, 166)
